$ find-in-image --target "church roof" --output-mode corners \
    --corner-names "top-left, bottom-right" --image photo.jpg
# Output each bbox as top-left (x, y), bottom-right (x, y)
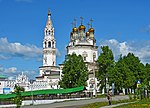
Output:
top-left (0, 75), bottom-right (7, 79)
top-left (0, 86), bottom-right (85, 99)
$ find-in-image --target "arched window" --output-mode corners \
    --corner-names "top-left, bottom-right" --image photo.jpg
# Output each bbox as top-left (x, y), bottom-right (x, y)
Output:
top-left (48, 41), bottom-right (51, 48)
top-left (49, 30), bottom-right (51, 35)
top-left (45, 42), bottom-right (47, 48)
top-left (73, 42), bottom-right (74, 46)
top-left (52, 41), bottom-right (54, 48)
top-left (46, 30), bottom-right (47, 35)
top-left (82, 51), bottom-right (87, 61)
top-left (93, 52), bottom-right (96, 62)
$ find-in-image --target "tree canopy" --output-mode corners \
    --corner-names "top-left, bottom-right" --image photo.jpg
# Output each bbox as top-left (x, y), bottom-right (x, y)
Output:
top-left (59, 53), bottom-right (88, 89)
top-left (97, 46), bottom-right (150, 94)
top-left (97, 46), bottom-right (114, 92)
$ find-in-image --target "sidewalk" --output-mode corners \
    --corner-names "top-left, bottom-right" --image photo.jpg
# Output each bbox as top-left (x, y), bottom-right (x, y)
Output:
top-left (101, 101), bottom-right (136, 108)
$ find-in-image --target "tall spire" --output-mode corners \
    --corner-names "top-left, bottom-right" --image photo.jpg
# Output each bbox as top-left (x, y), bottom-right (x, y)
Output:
top-left (46, 9), bottom-right (53, 28)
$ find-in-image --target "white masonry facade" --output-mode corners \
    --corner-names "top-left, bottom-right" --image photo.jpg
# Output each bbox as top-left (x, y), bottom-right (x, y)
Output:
top-left (67, 18), bottom-right (99, 94)
top-left (36, 10), bottom-right (61, 89)
top-left (0, 9), bottom-right (99, 94)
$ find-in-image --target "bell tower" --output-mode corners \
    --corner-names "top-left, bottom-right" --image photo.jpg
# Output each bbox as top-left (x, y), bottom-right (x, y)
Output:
top-left (43, 9), bottom-right (56, 66)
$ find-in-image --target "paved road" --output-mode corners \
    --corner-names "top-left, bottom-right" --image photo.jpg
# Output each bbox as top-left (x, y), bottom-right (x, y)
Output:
top-left (22, 95), bottom-right (129, 108)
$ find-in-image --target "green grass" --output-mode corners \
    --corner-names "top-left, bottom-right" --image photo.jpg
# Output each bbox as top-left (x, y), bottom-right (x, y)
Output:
top-left (96, 94), bottom-right (107, 98)
top-left (115, 99), bottom-right (150, 108)
top-left (80, 99), bottom-right (136, 108)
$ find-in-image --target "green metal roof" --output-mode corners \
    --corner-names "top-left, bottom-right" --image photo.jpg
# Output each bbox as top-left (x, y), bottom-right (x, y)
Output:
top-left (0, 86), bottom-right (84, 99)
top-left (0, 75), bottom-right (7, 79)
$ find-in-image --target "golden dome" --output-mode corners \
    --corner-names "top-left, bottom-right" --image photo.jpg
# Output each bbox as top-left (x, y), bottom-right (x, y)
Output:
top-left (78, 25), bottom-right (86, 31)
top-left (86, 31), bottom-right (90, 36)
top-left (88, 28), bottom-right (94, 33)
top-left (72, 27), bottom-right (78, 32)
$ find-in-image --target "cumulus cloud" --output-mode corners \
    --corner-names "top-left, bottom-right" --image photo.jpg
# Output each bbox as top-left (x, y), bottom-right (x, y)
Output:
top-left (0, 37), bottom-right (61, 60)
top-left (4, 67), bottom-right (17, 73)
top-left (0, 54), bottom-right (10, 60)
top-left (0, 65), bottom-right (38, 80)
top-left (0, 37), bottom-right (42, 60)
top-left (100, 39), bottom-right (150, 64)
top-left (0, 66), bottom-right (17, 73)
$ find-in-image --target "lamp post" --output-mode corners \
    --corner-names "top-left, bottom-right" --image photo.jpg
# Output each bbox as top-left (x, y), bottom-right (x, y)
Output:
top-left (30, 80), bottom-right (34, 105)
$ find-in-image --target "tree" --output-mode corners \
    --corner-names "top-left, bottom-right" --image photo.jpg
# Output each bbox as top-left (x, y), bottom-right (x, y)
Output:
top-left (14, 84), bottom-right (24, 108)
top-left (59, 53), bottom-right (88, 88)
top-left (108, 55), bottom-right (135, 93)
top-left (97, 46), bottom-right (114, 92)
top-left (123, 53), bottom-right (145, 89)
top-left (108, 53), bottom-right (145, 94)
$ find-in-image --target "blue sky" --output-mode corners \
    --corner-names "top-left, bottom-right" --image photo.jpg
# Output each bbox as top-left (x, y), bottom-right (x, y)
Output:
top-left (0, 0), bottom-right (150, 79)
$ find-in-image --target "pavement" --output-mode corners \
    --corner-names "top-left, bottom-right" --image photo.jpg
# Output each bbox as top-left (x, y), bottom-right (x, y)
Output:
top-left (0, 95), bottom-right (130, 108)
top-left (21, 95), bottom-right (129, 108)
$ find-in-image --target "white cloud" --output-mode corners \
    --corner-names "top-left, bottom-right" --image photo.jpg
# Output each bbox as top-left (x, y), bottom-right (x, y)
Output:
top-left (4, 67), bottom-right (17, 73)
top-left (0, 54), bottom-right (10, 60)
top-left (0, 65), bottom-right (38, 80)
top-left (100, 39), bottom-right (150, 64)
top-left (0, 66), bottom-right (17, 73)
top-left (0, 37), bottom-right (61, 60)
top-left (0, 37), bottom-right (42, 59)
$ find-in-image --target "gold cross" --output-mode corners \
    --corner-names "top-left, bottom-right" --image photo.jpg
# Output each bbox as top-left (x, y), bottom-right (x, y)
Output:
top-left (71, 22), bottom-right (75, 28)
top-left (87, 22), bottom-right (90, 29)
top-left (90, 18), bottom-right (93, 27)
top-left (80, 16), bottom-right (83, 25)
top-left (74, 18), bottom-right (77, 27)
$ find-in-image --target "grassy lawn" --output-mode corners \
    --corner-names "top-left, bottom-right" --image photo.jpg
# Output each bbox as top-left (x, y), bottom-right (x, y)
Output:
top-left (79, 99), bottom-right (135, 108)
top-left (115, 99), bottom-right (150, 108)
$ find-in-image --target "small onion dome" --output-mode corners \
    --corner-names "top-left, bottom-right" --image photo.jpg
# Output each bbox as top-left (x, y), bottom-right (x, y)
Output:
top-left (72, 27), bottom-right (78, 32)
top-left (86, 31), bottom-right (90, 36)
top-left (88, 28), bottom-right (95, 33)
top-left (78, 25), bottom-right (86, 31)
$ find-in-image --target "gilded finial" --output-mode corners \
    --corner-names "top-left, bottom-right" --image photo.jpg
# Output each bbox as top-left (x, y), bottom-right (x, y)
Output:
top-left (48, 9), bottom-right (51, 16)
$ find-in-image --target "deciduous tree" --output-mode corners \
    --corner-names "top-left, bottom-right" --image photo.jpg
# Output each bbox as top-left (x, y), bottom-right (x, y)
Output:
top-left (59, 53), bottom-right (88, 88)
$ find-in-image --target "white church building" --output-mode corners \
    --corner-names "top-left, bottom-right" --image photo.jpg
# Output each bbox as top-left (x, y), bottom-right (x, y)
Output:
top-left (35, 10), bottom-right (61, 89)
top-left (0, 9), bottom-right (99, 94)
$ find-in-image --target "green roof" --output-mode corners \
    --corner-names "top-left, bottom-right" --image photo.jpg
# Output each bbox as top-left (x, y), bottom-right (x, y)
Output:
top-left (0, 75), bottom-right (7, 79)
top-left (0, 86), bottom-right (84, 99)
